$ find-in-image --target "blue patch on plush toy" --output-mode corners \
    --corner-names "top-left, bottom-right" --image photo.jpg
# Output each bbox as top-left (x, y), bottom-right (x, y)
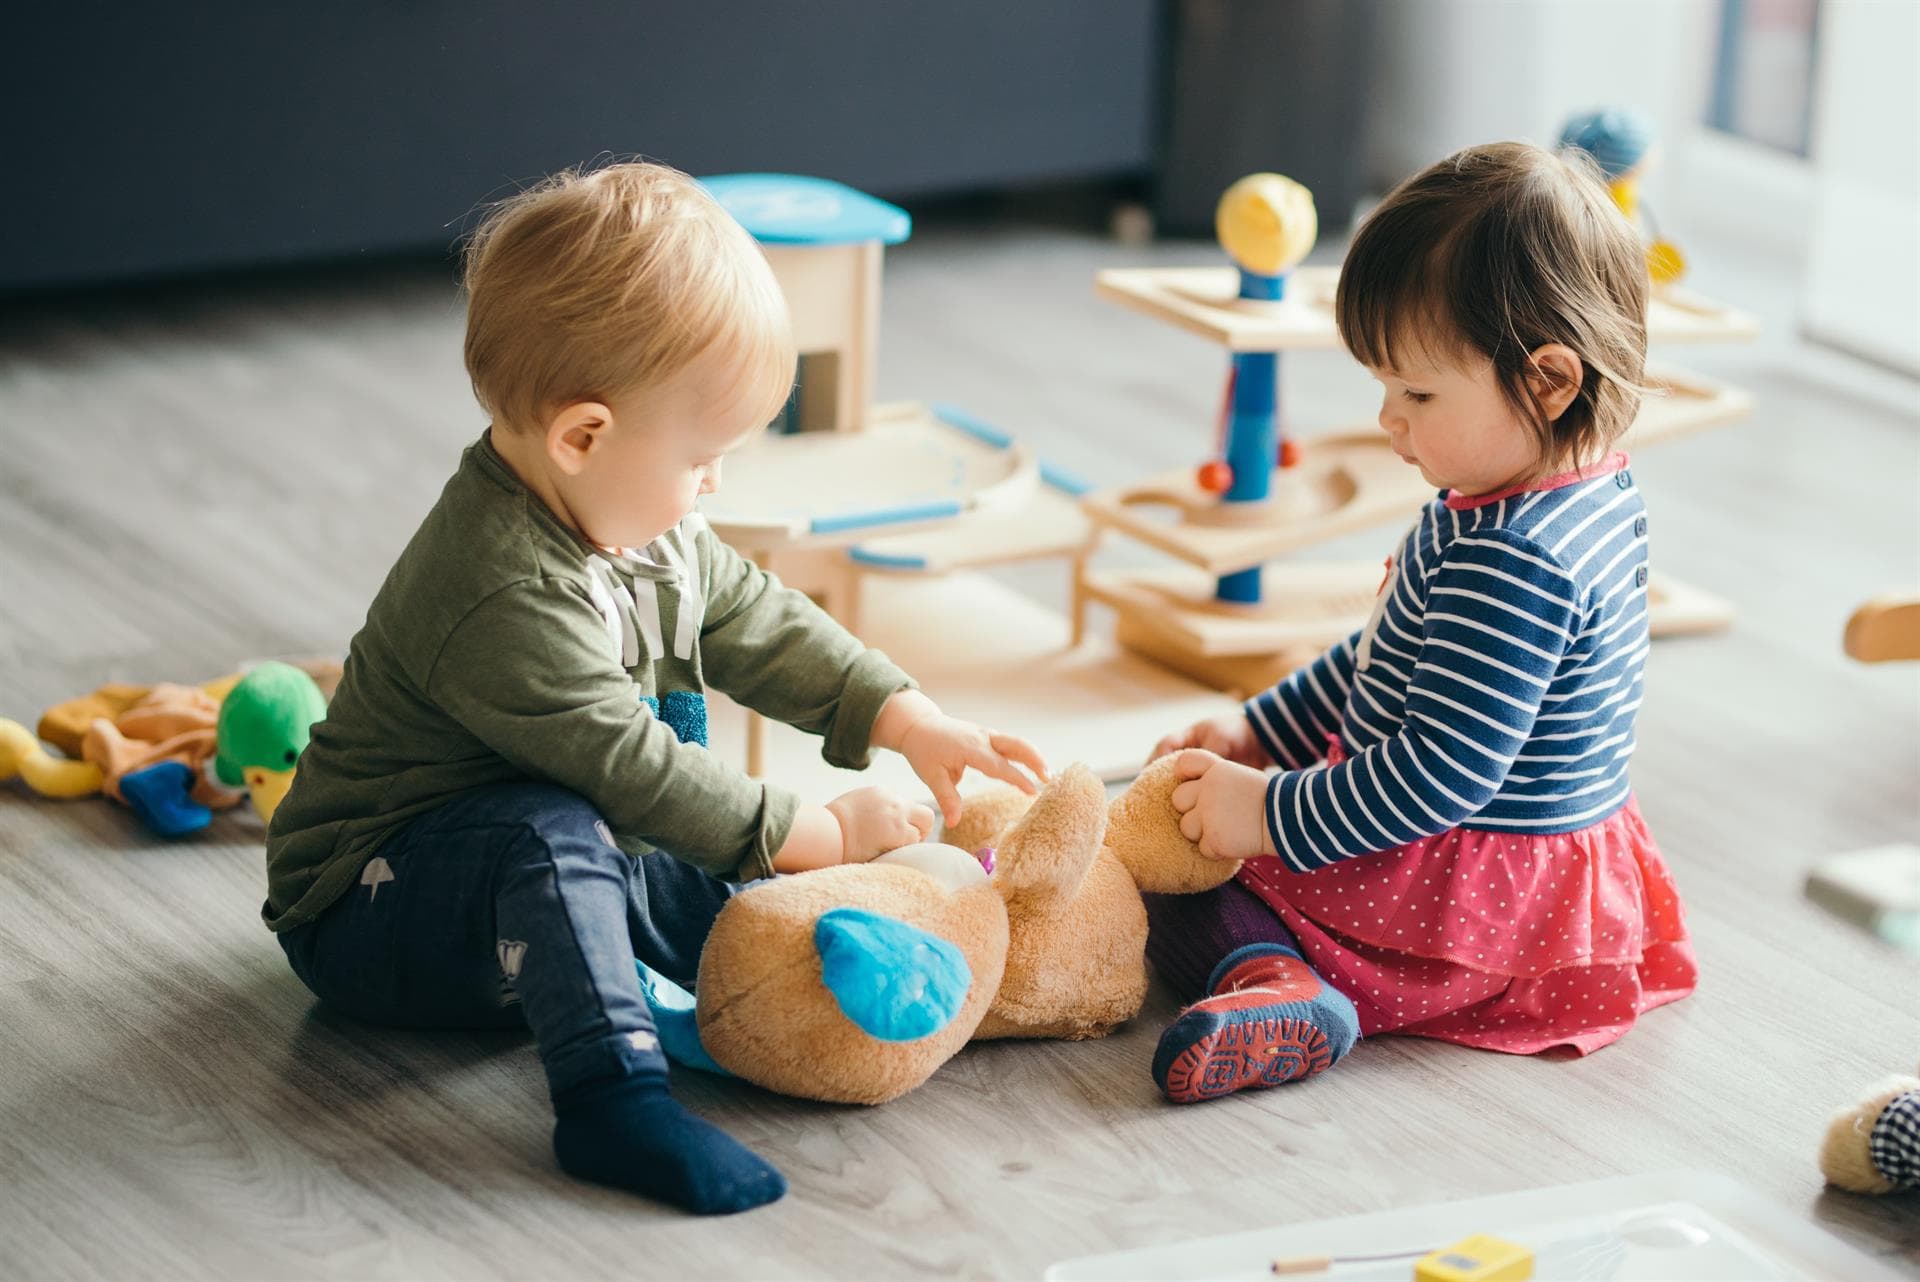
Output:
top-left (634, 961), bottom-right (732, 1077)
top-left (639, 691), bottom-right (710, 748)
top-left (119, 761), bottom-right (212, 838)
top-left (814, 908), bottom-right (971, 1042)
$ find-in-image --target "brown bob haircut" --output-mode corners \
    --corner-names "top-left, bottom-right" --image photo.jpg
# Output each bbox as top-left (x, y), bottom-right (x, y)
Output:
top-left (1335, 141), bottom-right (1650, 471)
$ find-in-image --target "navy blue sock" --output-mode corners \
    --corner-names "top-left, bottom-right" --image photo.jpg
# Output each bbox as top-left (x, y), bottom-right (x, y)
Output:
top-left (551, 1073), bottom-right (786, 1214)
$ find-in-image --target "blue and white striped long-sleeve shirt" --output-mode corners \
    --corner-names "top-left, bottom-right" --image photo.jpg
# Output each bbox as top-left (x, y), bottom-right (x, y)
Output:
top-left (1245, 455), bottom-right (1652, 873)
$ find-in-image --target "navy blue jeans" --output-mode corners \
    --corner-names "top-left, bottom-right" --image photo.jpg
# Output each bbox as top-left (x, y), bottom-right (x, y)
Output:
top-left (278, 782), bottom-right (740, 1099)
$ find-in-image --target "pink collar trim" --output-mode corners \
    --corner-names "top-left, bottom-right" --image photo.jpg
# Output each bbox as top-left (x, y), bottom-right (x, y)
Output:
top-left (1443, 451), bottom-right (1629, 510)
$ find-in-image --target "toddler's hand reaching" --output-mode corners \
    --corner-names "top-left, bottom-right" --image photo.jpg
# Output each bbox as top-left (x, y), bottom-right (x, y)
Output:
top-left (873, 690), bottom-right (1048, 829)
top-left (1150, 713), bottom-right (1268, 769)
top-left (826, 786), bottom-right (937, 864)
top-left (1169, 749), bottom-right (1276, 863)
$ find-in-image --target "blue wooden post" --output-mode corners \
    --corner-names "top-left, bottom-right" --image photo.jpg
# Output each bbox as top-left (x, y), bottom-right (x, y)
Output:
top-left (1216, 268), bottom-right (1285, 605)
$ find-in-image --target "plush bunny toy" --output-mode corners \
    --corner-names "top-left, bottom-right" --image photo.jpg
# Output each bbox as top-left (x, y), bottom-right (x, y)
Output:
top-left (685, 757), bottom-right (1237, 1105)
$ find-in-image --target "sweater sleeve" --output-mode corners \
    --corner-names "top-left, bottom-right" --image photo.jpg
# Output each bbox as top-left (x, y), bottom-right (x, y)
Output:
top-left (426, 578), bottom-right (794, 882)
top-left (1263, 530), bottom-right (1582, 872)
top-left (693, 521), bottom-right (914, 771)
top-left (1242, 630), bottom-right (1362, 770)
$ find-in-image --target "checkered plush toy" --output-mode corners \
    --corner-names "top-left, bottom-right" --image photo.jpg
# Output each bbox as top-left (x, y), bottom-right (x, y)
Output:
top-left (1822, 1064), bottom-right (1920, 1194)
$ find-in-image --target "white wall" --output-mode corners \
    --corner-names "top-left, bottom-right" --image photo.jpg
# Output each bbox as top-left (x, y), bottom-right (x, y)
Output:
top-left (1360, 0), bottom-right (1920, 380)
top-left (1363, 0), bottom-right (1722, 210)
top-left (1802, 0), bottom-right (1920, 373)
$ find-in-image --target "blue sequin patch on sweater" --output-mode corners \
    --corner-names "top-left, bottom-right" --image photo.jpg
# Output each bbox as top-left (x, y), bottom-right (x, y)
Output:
top-left (640, 690), bottom-right (709, 748)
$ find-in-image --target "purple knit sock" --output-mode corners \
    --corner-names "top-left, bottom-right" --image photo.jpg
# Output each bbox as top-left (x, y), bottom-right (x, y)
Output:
top-left (1143, 879), bottom-right (1302, 1003)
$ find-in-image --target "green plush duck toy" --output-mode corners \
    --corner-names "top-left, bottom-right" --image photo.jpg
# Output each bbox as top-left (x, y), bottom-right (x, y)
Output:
top-left (214, 662), bottom-right (327, 824)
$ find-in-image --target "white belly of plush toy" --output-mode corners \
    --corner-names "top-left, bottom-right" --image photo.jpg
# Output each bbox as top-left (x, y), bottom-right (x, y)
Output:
top-left (873, 842), bottom-right (991, 891)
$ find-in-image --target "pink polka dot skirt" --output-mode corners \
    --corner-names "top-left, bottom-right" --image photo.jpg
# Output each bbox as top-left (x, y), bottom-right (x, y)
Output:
top-left (1235, 791), bottom-right (1697, 1056)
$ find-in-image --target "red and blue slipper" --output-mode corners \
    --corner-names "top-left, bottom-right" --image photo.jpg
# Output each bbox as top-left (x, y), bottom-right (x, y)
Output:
top-left (1151, 943), bottom-right (1360, 1103)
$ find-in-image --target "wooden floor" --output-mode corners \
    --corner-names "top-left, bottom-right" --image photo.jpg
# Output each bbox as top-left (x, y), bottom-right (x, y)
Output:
top-left (1, 217), bottom-right (1917, 1280)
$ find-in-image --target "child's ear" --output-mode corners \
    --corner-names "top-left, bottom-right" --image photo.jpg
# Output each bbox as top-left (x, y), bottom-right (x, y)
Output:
top-left (1526, 345), bottom-right (1583, 422)
top-left (544, 401), bottom-right (612, 475)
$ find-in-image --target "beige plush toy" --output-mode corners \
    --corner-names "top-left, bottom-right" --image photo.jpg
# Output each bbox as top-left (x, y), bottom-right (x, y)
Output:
top-left (1820, 1064), bottom-right (1920, 1194)
top-left (693, 757), bottom-right (1238, 1105)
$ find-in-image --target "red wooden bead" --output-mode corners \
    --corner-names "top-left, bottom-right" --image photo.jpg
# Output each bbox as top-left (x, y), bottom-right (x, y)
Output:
top-left (1279, 438), bottom-right (1303, 469)
top-left (1196, 460), bottom-right (1234, 493)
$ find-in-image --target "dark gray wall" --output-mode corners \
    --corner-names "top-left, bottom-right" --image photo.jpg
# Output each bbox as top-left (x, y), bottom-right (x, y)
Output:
top-left (4, 3), bottom-right (1158, 291)
top-left (1156, 0), bottom-right (1378, 238)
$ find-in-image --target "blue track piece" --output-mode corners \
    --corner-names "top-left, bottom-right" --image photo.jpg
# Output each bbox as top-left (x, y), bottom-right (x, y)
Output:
top-left (932, 402), bottom-right (1014, 449)
top-left (810, 500), bottom-right (964, 535)
top-left (846, 547), bottom-right (931, 570)
top-left (1040, 461), bottom-right (1092, 496)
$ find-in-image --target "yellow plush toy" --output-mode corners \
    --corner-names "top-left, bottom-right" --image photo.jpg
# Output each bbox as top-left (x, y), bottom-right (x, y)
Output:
top-left (692, 757), bottom-right (1239, 1105)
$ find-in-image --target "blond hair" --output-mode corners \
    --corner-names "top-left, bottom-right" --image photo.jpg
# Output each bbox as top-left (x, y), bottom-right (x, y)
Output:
top-left (1336, 141), bottom-right (1649, 472)
top-left (462, 161), bottom-right (795, 432)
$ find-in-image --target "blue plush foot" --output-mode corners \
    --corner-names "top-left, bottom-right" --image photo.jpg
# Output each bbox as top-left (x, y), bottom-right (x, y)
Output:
top-left (552, 1074), bottom-right (786, 1214)
top-left (1151, 943), bottom-right (1360, 1103)
top-left (119, 761), bottom-right (211, 838)
top-left (635, 961), bottom-right (731, 1076)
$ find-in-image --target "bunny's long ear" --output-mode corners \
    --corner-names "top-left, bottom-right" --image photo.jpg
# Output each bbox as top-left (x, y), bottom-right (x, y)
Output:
top-left (991, 763), bottom-right (1107, 912)
top-left (940, 783), bottom-right (1035, 854)
top-left (1107, 755), bottom-right (1241, 894)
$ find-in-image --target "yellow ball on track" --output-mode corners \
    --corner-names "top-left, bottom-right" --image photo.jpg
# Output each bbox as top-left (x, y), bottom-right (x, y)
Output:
top-left (1216, 173), bottom-right (1318, 275)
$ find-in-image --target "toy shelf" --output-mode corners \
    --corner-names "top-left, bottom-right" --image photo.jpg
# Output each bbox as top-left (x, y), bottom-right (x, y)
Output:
top-left (1074, 347), bottom-right (1755, 693)
top-left (1078, 562), bottom-right (1379, 697)
top-left (1643, 572), bottom-right (1737, 637)
top-left (847, 454), bottom-right (1094, 576)
top-left (1082, 428), bottom-right (1425, 577)
top-left (1095, 264), bottom-right (1761, 352)
top-left (1079, 362), bottom-right (1750, 580)
top-left (1080, 563), bottom-right (1382, 657)
top-left (703, 401), bottom-right (1041, 554)
top-left (1079, 561), bottom-right (1740, 697)
top-left (1623, 362), bottom-right (1755, 445)
top-left (848, 485), bottom-right (1092, 576)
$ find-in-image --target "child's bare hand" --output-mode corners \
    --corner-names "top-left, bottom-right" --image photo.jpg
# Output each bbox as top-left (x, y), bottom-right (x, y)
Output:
top-left (1168, 749), bottom-right (1275, 863)
top-left (1151, 713), bottom-right (1267, 768)
top-left (897, 713), bottom-right (1048, 830)
top-left (826, 786), bottom-right (937, 864)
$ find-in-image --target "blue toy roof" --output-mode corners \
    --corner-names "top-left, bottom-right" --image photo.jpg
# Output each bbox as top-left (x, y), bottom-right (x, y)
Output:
top-left (701, 173), bottom-right (911, 247)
